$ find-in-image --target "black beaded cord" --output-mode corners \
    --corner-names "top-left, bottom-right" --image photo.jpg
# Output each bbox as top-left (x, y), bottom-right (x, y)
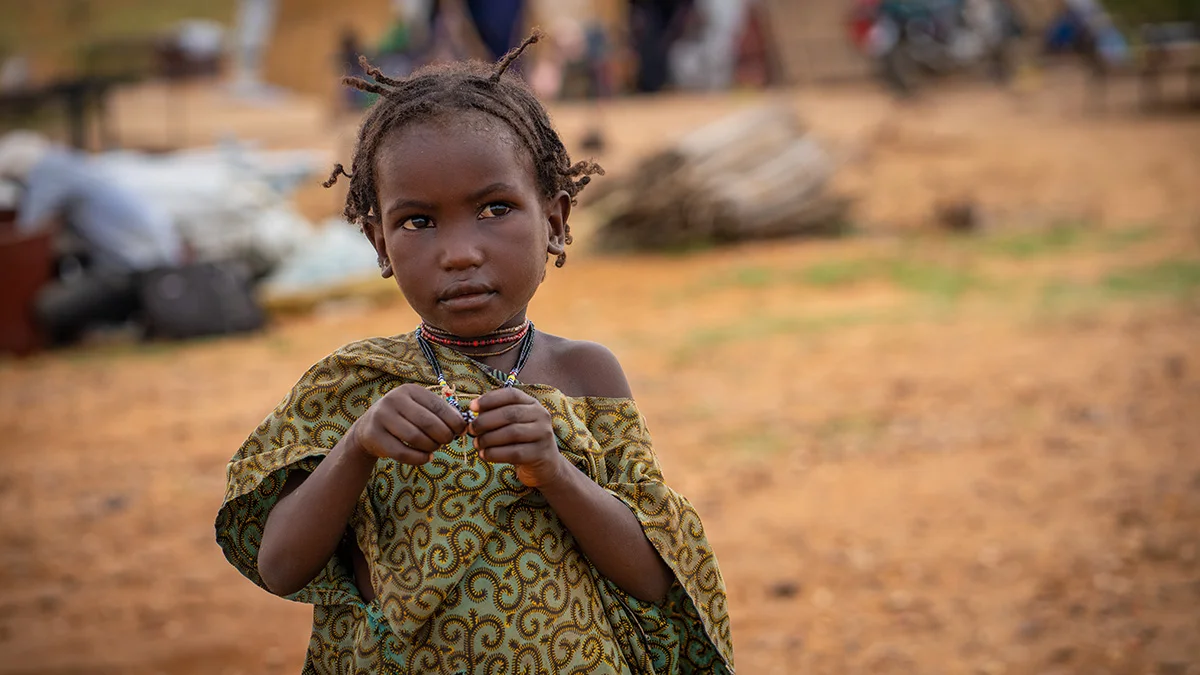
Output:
top-left (416, 324), bottom-right (536, 423)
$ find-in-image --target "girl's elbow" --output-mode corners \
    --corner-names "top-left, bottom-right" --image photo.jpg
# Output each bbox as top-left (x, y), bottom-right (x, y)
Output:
top-left (632, 571), bottom-right (673, 605)
top-left (258, 549), bottom-right (304, 597)
top-left (632, 586), bottom-right (668, 605)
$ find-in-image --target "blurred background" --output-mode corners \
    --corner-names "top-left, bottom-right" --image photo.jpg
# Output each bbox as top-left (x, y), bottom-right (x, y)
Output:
top-left (1, 0), bottom-right (1199, 673)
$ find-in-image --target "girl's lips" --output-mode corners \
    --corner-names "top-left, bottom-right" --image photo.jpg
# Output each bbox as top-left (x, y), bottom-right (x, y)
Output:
top-left (439, 291), bottom-right (495, 311)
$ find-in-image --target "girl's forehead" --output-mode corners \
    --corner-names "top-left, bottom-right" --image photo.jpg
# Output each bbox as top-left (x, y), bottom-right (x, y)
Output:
top-left (375, 112), bottom-right (534, 178)
top-left (383, 110), bottom-right (522, 153)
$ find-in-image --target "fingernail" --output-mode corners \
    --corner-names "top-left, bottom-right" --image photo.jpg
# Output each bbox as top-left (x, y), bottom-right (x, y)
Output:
top-left (469, 400), bottom-right (479, 412)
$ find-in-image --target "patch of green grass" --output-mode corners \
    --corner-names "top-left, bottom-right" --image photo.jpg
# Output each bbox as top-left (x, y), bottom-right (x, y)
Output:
top-left (797, 256), bottom-right (983, 301)
top-left (266, 335), bottom-right (295, 354)
top-left (818, 414), bottom-right (880, 440)
top-left (704, 258), bottom-right (879, 293)
top-left (979, 223), bottom-right (1087, 259)
top-left (729, 265), bottom-right (777, 289)
top-left (60, 338), bottom-right (181, 365)
top-left (661, 245), bottom-right (715, 257)
top-left (668, 308), bottom-right (920, 365)
top-left (814, 413), bottom-right (885, 460)
top-left (728, 426), bottom-right (789, 457)
top-left (1036, 259), bottom-right (1200, 316)
top-left (887, 260), bottom-right (983, 301)
top-left (670, 221), bottom-right (1163, 311)
top-left (676, 265), bottom-right (778, 301)
top-left (1097, 224), bottom-right (1162, 251)
top-left (691, 255), bottom-right (985, 304)
top-left (975, 221), bottom-right (1162, 259)
top-left (793, 259), bottom-right (877, 288)
top-left (684, 313), bottom-right (875, 347)
top-left (1102, 259), bottom-right (1200, 297)
top-left (1036, 278), bottom-right (1105, 316)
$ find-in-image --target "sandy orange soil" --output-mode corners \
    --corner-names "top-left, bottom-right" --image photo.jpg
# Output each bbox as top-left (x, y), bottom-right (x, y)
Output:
top-left (2, 71), bottom-right (1199, 674)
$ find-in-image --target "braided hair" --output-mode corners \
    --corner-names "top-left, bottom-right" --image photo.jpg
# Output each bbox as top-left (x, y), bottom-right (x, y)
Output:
top-left (324, 32), bottom-right (603, 267)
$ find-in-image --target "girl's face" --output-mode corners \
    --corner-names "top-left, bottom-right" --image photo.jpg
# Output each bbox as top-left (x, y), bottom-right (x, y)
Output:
top-left (368, 112), bottom-right (570, 337)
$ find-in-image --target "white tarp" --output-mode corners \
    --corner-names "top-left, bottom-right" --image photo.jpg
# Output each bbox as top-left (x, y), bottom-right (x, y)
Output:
top-left (91, 142), bottom-right (324, 273)
top-left (259, 218), bottom-right (380, 299)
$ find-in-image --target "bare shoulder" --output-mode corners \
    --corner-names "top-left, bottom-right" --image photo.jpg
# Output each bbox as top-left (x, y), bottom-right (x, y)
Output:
top-left (537, 333), bottom-right (633, 399)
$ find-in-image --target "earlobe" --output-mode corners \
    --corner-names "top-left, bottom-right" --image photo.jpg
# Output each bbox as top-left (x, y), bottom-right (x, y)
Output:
top-left (545, 190), bottom-right (572, 256)
top-left (363, 216), bottom-right (393, 278)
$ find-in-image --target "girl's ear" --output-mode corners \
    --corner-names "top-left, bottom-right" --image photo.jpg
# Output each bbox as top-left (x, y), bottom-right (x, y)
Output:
top-left (545, 190), bottom-right (572, 258)
top-left (363, 215), bottom-right (394, 279)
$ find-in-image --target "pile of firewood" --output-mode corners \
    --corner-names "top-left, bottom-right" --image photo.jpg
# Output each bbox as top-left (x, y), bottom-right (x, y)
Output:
top-left (588, 105), bottom-right (852, 252)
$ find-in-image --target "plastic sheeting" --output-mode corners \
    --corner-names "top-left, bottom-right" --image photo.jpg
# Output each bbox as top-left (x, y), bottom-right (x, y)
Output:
top-left (259, 219), bottom-right (381, 300)
top-left (92, 142), bottom-right (323, 276)
top-left (43, 143), bottom-right (381, 305)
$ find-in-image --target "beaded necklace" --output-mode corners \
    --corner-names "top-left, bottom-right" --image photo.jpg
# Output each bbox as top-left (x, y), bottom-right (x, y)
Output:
top-left (420, 321), bottom-right (530, 349)
top-left (456, 339), bottom-right (524, 359)
top-left (416, 323), bottom-right (536, 423)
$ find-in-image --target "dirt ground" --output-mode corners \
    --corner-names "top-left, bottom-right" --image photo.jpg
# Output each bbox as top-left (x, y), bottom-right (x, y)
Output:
top-left (2, 72), bottom-right (1200, 675)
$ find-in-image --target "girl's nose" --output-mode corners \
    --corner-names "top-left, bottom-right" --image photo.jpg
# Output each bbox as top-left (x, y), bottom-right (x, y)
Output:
top-left (437, 223), bottom-right (486, 271)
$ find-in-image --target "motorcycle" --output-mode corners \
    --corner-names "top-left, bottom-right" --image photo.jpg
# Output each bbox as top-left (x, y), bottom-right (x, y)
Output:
top-left (848, 0), bottom-right (1021, 96)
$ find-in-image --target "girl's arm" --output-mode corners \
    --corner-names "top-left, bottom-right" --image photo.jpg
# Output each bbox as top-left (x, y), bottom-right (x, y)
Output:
top-left (258, 383), bottom-right (468, 596)
top-left (257, 437), bottom-right (377, 596)
top-left (536, 460), bottom-right (674, 604)
top-left (468, 338), bottom-right (675, 603)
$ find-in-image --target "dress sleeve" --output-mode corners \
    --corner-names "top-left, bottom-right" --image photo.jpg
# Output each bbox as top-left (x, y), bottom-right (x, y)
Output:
top-left (566, 397), bottom-right (736, 673)
top-left (214, 350), bottom-right (388, 607)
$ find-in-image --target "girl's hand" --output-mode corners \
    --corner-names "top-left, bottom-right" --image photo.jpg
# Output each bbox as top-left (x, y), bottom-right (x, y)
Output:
top-left (468, 388), bottom-right (570, 488)
top-left (348, 383), bottom-right (468, 464)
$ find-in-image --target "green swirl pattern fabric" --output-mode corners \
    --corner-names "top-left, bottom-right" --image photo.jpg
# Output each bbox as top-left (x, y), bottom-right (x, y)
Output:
top-left (215, 332), bottom-right (735, 674)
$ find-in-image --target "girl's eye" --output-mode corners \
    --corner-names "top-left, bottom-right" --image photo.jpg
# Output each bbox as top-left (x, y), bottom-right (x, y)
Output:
top-left (479, 203), bottom-right (512, 219)
top-left (399, 216), bottom-right (432, 231)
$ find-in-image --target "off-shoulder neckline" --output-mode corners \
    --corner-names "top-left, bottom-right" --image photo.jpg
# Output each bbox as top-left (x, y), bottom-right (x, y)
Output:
top-left (367, 331), bottom-right (640, 406)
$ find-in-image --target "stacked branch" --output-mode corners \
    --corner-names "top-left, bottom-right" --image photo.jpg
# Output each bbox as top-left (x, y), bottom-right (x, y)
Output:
top-left (589, 105), bottom-right (852, 252)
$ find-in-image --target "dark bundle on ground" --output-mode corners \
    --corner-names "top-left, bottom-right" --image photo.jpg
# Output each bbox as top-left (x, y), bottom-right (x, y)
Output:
top-left (588, 105), bottom-right (852, 252)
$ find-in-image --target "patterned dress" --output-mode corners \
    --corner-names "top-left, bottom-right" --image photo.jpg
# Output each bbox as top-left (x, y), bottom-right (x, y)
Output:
top-left (215, 332), bottom-right (735, 674)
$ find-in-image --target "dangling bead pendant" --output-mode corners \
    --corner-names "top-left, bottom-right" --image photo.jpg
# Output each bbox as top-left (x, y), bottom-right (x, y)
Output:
top-left (440, 379), bottom-right (459, 409)
top-left (417, 323), bottom-right (536, 424)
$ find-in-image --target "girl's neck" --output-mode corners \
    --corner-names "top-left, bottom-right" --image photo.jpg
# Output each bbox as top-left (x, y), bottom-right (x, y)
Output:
top-left (419, 319), bottom-right (532, 360)
top-left (417, 321), bottom-right (538, 378)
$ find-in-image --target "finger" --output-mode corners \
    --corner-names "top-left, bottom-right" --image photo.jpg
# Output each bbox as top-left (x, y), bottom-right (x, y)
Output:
top-left (476, 441), bottom-right (546, 465)
top-left (402, 386), bottom-right (470, 436)
top-left (377, 412), bottom-right (442, 453)
top-left (470, 402), bottom-right (546, 437)
top-left (393, 395), bottom-right (462, 445)
top-left (360, 430), bottom-right (433, 464)
top-left (469, 387), bottom-right (534, 414)
top-left (473, 422), bottom-right (547, 452)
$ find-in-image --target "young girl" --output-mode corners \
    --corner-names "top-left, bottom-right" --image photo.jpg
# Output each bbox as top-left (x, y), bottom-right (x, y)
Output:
top-left (215, 34), bottom-right (734, 674)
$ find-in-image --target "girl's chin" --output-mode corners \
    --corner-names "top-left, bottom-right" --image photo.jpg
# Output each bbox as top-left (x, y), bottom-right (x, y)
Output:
top-left (420, 313), bottom-right (525, 338)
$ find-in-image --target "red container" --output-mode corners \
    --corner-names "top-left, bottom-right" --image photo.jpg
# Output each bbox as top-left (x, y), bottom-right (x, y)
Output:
top-left (0, 210), bottom-right (55, 356)
top-left (848, 0), bottom-right (882, 51)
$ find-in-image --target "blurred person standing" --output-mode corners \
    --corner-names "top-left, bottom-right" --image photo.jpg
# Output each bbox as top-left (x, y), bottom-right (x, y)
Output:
top-left (670, 0), bottom-right (748, 91)
top-left (0, 132), bottom-right (183, 346)
top-left (1043, 0), bottom-right (1129, 65)
top-left (420, 0), bottom-right (528, 64)
top-left (461, 0), bottom-right (527, 60)
top-left (337, 28), bottom-right (376, 112)
top-left (230, 0), bottom-right (279, 99)
top-left (630, 0), bottom-right (696, 92)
